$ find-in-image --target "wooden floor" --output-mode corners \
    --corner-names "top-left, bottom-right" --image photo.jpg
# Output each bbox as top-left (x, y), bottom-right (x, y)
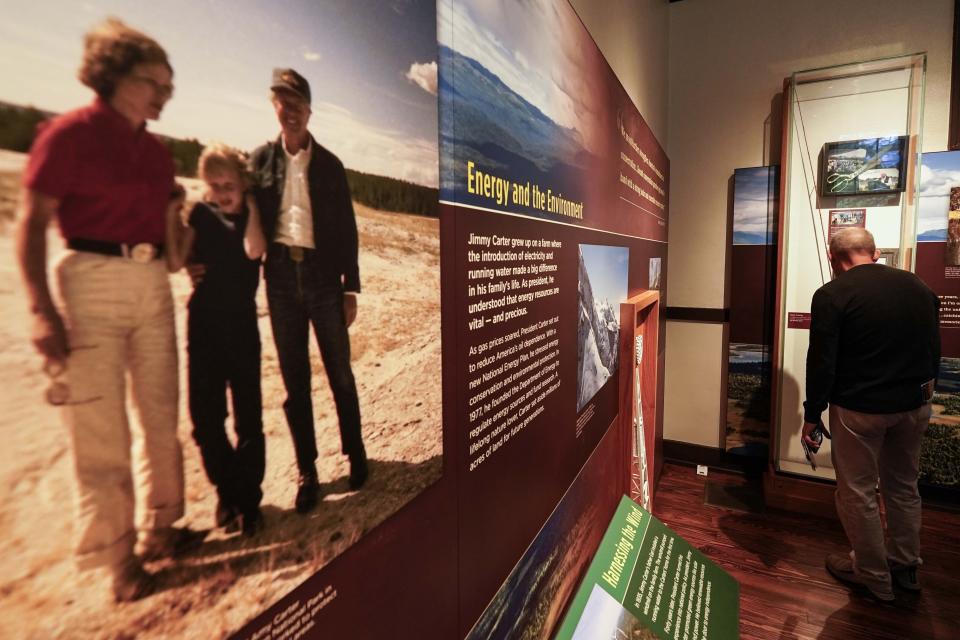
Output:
top-left (651, 463), bottom-right (960, 640)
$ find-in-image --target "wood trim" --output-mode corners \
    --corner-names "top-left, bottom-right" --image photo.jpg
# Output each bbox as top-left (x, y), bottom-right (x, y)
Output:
top-left (768, 78), bottom-right (792, 470)
top-left (663, 307), bottom-right (729, 323)
top-left (620, 291), bottom-right (661, 509)
top-left (763, 463), bottom-right (838, 518)
top-left (951, 0), bottom-right (960, 150)
top-left (718, 322), bottom-right (730, 450)
top-left (662, 439), bottom-right (767, 475)
top-left (760, 79), bottom-right (843, 516)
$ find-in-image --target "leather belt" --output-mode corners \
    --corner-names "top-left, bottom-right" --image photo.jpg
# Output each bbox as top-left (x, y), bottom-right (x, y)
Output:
top-left (67, 238), bottom-right (164, 263)
top-left (272, 243), bottom-right (313, 263)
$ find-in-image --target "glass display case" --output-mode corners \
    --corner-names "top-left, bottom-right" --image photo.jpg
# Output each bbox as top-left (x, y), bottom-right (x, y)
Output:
top-left (773, 54), bottom-right (926, 480)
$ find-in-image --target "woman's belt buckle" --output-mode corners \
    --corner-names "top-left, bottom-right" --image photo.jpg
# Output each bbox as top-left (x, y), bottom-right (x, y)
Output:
top-left (128, 243), bottom-right (157, 263)
top-left (289, 246), bottom-right (305, 263)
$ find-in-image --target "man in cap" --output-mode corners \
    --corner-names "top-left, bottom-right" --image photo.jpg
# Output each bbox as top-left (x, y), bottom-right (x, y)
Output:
top-left (249, 68), bottom-right (367, 513)
top-left (802, 227), bottom-right (939, 602)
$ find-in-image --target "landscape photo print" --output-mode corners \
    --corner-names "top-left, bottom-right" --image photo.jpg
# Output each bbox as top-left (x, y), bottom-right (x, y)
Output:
top-left (576, 244), bottom-right (629, 413)
top-left (0, 1), bottom-right (442, 637)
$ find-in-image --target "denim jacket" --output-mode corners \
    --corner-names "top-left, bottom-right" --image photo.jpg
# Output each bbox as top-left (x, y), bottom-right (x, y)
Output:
top-left (249, 134), bottom-right (360, 292)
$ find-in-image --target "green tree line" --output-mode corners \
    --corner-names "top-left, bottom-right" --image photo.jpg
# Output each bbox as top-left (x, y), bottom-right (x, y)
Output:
top-left (345, 168), bottom-right (438, 218)
top-left (1, 106), bottom-right (438, 216)
top-left (0, 104), bottom-right (205, 177)
top-left (0, 105), bottom-right (46, 153)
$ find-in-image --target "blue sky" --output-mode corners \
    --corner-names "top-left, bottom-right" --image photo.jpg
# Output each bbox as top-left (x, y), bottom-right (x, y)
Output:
top-left (580, 244), bottom-right (629, 306)
top-left (0, 0), bottom-right (439, 186)
top-left (918, 150), bottom-right (960, 241)
top-left (572, 585), bottom-right (636, 640)
top-left (733, 166), bottom-right (777, 245)
top-left (438, 0), bottom-right (605, 155)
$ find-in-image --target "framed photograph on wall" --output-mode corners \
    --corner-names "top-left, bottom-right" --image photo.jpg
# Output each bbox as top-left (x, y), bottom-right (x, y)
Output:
top-left (828, 208), bottom-right (866, 240)
top-left (820, 136), bottom-right (908, 196)
top-left (877, 248), bottom-right (900, 266)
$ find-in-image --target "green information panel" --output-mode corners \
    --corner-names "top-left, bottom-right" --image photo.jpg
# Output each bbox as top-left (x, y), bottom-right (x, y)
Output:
top-left (555, 496), bottom-right (739, 640)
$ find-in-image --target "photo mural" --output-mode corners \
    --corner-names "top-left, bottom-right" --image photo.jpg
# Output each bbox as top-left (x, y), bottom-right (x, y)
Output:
top-left (0, 0), bottom-right (670, 637)
top-left (440, 0), bottom-right (668, 634)
top-left (0, 1), bottom-right (447, 638)
top-left (915, 150), bottom-right (960, 491)
top-left (727, 166), bottom-right (779, 457)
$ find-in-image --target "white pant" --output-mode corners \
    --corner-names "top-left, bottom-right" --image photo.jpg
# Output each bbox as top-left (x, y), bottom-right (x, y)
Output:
top-left (830, 403), bottom-right (930, 592)
top-left (55, 251), bottom-right (184, 570)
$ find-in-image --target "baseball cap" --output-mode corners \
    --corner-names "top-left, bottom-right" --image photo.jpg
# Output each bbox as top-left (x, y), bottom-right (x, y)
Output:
top-left (270, 68), bottom-right (311, 104)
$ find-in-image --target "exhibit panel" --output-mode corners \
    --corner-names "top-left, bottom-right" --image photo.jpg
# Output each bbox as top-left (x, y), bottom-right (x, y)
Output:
top-left (774, 54), bottom-right (926, 480)
top-left (0, 3), bottom-right (459, 639)
top-left (916, 149), bottom-right (960, 493)
top-left (554, 496), bottom-right (739, 640)
top-left (727, 166), bottom-right (779, 458)
top-left (438, 0), bottom-right (669, 633)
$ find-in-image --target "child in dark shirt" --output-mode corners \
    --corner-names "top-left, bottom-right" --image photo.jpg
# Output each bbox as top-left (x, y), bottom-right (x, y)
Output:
top-left (167, 144), bottom-right (266, 536)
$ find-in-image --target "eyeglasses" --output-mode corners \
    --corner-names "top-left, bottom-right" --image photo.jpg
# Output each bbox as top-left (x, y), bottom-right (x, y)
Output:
top-left (130, 75), bottom-right (175, 98)
top-left (43, 355), bottom-right (102, 407)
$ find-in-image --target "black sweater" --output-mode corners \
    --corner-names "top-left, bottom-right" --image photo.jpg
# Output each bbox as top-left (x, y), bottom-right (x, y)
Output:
top-left (803, 263), bottom-right (940, 423)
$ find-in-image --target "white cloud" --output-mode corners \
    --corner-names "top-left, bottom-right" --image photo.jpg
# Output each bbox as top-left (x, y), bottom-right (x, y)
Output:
top-left (439, 2), bottom-right (572, 130)
top-left (311, 101), bottom-right (438, 188)
top-left (391, 0), bottom-right (412, 15)
top-left (438, 0), bottom-right (605, 153)
top-left (918, 196), bottom-right (948, 234)
top-left (151, 91), bottom-right (438, 188)
top-left (514, 49), bottom-right (529, 70)
top-left (303, 50), bottom-right (321, 62)
top-left (919, 166), bottom-right (960, 197)
top-left (405, 60), bottom-right (437, 96)
top-left (734, 196), bottom-right (775, 235)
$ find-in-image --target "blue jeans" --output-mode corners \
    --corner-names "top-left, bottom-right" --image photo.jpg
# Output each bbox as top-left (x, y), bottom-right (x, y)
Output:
top-left (187, 302), bottom-right (264, 514)
top-left (264, 245), bottom-right (363, 475)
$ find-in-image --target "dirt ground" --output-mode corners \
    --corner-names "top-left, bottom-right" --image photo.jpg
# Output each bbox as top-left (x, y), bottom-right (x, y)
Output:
top-left (0, 150), bottom-right (443, 639)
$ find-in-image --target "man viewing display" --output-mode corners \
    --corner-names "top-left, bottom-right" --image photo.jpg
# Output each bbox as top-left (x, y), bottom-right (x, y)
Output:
top-left (802, 227), bottom-right (940, 602)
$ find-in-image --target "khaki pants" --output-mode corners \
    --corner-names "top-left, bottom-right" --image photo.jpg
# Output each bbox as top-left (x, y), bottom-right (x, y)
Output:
top-left (830, 403), bottom-right (930, 592)
top-left (55, 251), bottom-right (184, 570)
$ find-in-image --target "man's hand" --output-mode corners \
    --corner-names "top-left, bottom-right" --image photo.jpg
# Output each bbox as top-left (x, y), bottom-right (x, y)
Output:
top-left (185, 263), bottom-right (206, 287)
top-left (32, 308), bottom-right (69, 363)
top-left (344, 293), bottom-right (357, 327)
top-left (801, 421), bottom-right (820, 448)
top-left (170, 182), bottom-right (186, 207)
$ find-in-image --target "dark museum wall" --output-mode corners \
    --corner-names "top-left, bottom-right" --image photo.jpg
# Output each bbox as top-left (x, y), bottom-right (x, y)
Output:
top-left (570, 0), bottom-right (670, 146)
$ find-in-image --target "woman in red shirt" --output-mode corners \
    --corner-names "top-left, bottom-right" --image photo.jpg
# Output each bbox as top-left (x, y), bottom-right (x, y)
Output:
top-left (16, 18), bottom-right (201, 602)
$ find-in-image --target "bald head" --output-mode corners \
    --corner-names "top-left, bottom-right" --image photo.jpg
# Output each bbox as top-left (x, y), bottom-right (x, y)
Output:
top-left (829, 227), bottom-right (879, 274)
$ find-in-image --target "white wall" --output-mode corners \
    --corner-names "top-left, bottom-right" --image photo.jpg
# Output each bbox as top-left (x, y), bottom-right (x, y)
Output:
top-left (664, 0), bottom-right (954, 447)
top-left (663, 321), bottom-right (726, 446)
top-left (570, 0), bottom-right (670, 146)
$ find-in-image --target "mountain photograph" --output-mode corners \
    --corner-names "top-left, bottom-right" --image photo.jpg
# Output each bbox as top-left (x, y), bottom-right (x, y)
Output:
top-left (577, 245), bottom-right (629, 413)
top-left (439, 44), bottom-right (593, 212)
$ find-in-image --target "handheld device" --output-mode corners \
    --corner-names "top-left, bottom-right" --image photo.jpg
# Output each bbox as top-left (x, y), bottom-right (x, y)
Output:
top-left (801, 420), bottom-right (831, 470)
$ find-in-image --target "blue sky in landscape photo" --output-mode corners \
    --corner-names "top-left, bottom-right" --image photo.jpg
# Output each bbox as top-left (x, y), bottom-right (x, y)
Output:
top-left (580, 244), bottom-right (629, 307)
top-left (438, 0), bottom-right (603, 155)
top-left (733, 166), bottom-right (777, 245)
top-left (918, 150), bottom-right (960, 242)
top-left (572, 585), bottom-right (638, 640)
top-left (0, 0), bottom-right (439, 186)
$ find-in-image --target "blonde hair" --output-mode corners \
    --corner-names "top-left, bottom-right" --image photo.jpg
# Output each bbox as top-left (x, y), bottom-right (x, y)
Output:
top-left (79, 18), bottom-right (171, 98)
top-left (198, 143), bottom-right (250, 187)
